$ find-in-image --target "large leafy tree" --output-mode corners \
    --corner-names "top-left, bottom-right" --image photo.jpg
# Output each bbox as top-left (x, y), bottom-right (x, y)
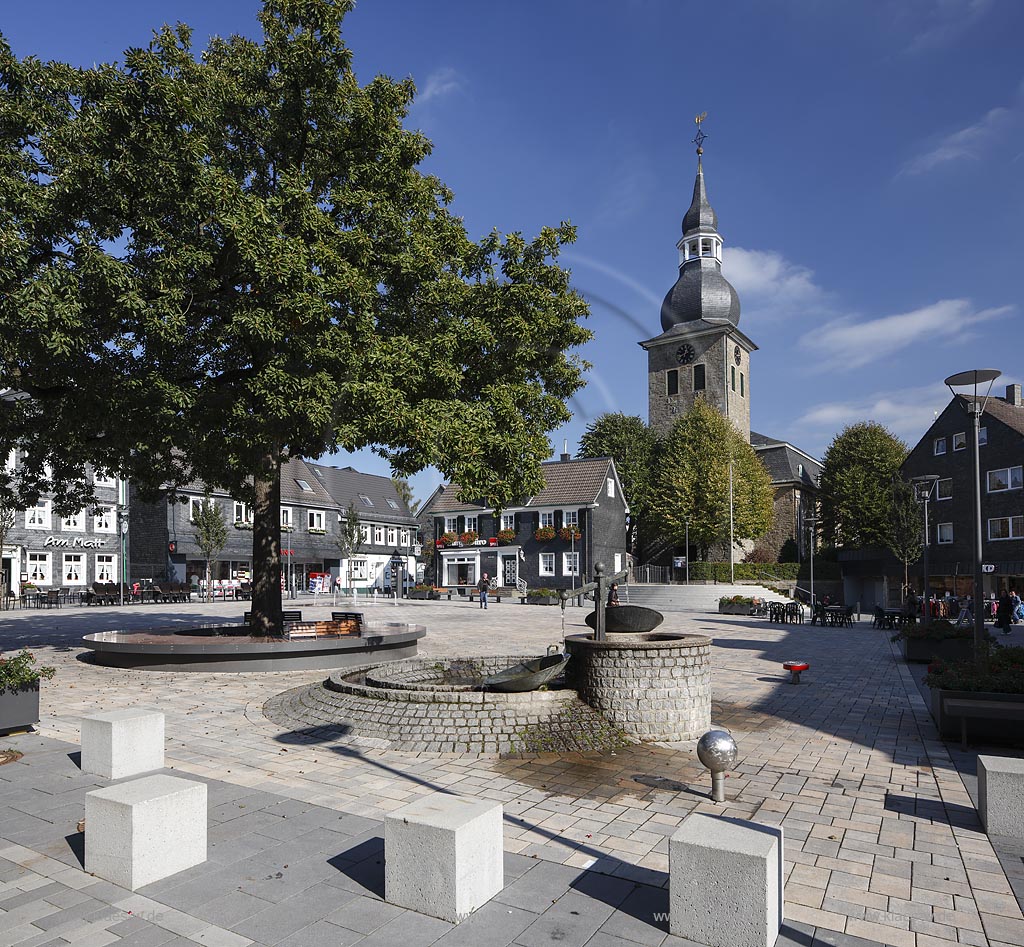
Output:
top-left (577, 413), bottom-right (657, 557)
top-left (649, 399), bottom-right (774, 560)
top-left (818, 422), bottom-right (908, 549)
top-left (0, 0), bottom-right (590, 633)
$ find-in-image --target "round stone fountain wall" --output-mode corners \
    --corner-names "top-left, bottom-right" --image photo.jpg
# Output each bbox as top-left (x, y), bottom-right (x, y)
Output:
top-left (564, 633), bottom-right (711, 742)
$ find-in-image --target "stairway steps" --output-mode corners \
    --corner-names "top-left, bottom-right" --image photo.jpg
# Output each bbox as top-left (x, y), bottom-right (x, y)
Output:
top-left (622, 583), bottom-right (790, 613)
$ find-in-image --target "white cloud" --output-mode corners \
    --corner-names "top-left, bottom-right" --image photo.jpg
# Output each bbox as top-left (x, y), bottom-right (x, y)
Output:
top-left (799, 299), bottom-right (1012, 371)
top-left (791, 382), bottom-right (954, 446)
top-left (417, 67), bottom-right (462, 104)
top-left (722, 247), bottom-right (827, 320)
top-left (905, 0), bottom-right (993, 54)
top-left (899, 105), bottom-right (1016, 176)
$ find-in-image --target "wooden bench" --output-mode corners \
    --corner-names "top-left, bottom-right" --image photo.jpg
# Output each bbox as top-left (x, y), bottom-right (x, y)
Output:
top-left (467, 591), bottom-right (503, 604)
top-left (943, 697), bottom-right (1024, 750)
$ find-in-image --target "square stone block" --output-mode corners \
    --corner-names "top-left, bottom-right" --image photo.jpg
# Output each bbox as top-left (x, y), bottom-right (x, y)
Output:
top-left (85, 774), bottom-right (207, 890)
top-left (385, 794), bottom-right (503, 923)
top-left (81, 709), bottom-right (165, 779)
top-left (670, 813), bottom-right (783, 947)
top-left (979, 755), bottom-right (1024, 839)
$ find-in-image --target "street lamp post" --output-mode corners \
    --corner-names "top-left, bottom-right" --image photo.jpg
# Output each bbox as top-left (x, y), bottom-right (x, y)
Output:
top-left (910, 475), bottom-right (940, 629)
top-left (806, 516), bottom-right (818, 609)
top-left (945, 369), bottom-right (1001, 661)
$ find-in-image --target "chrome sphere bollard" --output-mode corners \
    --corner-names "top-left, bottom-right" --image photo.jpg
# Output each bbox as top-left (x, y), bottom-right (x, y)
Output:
top-left (696, 729), bottom-right (738, 803)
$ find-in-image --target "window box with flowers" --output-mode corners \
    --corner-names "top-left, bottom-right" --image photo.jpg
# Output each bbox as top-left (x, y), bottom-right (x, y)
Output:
top-left (459, 530), bottom-right (478, 545)
top-left (307, 527), bottom-right (327, 535)
top-left (436, 532), bottom-right (458, 549)
top-left (234, 521), bottom-right (253, 530)
top-left (497, 528), bottom-right (516, 545)
top-left (559, 526), bottom-right (581, 542)
top-left (534, 526), bottom-right (556, 542)
top-left (0, 649), bottom-right (55, 736)
top-left (280, 524), bottom-right (295, 532)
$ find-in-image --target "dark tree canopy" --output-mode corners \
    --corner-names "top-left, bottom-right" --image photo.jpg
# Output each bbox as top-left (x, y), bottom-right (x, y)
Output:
top-left (577, 413), bottom-right (656, 556)
top-left (0, 0), bottom-right (590, 631)
top-left (818, 422), bottom-right (908, 550)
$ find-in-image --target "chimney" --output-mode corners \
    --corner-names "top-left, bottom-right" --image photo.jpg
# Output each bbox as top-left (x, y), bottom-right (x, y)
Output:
top-left (1006, 384), bottom-right (1022, 407)
top-left (560, 438), bottom-right (570, 463)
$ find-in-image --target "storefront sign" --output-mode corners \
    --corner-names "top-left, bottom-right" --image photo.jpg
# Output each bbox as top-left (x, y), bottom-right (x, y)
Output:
top-left (43, 536), bottom-right (108, 549)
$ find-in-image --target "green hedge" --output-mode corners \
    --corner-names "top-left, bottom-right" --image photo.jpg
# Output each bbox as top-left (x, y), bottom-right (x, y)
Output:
top-left (686, 561), bottom-right (840, 582)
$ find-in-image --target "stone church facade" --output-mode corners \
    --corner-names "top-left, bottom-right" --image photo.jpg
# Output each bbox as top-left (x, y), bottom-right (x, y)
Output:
top-left (639, 147), bottom-right (819, 564)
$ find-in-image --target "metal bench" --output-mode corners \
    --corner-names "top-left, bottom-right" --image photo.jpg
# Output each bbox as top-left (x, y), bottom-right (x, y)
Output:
top-left (943, 697), bottom-right (1024, 750)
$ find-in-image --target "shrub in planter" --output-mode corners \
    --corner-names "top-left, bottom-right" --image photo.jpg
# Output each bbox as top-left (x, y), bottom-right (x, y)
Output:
top-left (0, 650), bottom-right (56, 736)
top-left (459, 530), bottom-right (478, 545)
top-left (440, 532), bottom-right (458, 545)
top-left (526, 587), bottom-right (558, 604)
top-left (559, 526), bottom-right (581, 541)
top-left (497, 528), bottom-right (516, 544)
top-left (924, 646), bottom-right (1024, 694)
top-left (534, 526), bottom-right (556, 542)
top-left (895, 620), bottom-right (979, 662)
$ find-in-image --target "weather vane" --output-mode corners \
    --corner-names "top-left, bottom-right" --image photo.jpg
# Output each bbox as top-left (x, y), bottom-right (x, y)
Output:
top-left (692, 112), bottom-right (708, 155)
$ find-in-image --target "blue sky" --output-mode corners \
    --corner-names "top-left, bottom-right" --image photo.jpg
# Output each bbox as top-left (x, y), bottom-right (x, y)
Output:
top-left (5, 0), bottom-right (1023, 504)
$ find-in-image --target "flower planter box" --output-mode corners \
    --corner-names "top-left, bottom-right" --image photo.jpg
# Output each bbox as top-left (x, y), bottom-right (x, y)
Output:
top-left (408, 590), bottom-right (439, 601)
top-left (899, 636), bottom-right (974, 664)
top-left (718, 603), bottom-right (752, 615)
top-left (0, 683), bottom-right (40, 736)
top-left (526, 595), bottom-right (559, 606)
top-left (930, 687), bottom-right (1024, 745)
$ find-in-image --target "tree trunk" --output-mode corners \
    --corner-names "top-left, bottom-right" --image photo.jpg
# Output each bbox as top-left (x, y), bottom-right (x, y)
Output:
top-left (250, 450), bottom-right (283, 636)
top-left (205, 560), bottom-right (211, 603)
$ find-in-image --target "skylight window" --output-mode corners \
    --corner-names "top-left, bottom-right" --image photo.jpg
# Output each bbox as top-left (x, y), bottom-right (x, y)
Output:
top-left (359, 494), bottom-right (374, 507)
top-left (386, 499), bottom-right (400, 510)
top-left (295, 479), bottom-right (313, 492)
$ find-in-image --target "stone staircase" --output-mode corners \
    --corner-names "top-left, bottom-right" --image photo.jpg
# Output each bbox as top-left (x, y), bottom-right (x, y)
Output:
top-left (621, 582), bottom-right (791, 613)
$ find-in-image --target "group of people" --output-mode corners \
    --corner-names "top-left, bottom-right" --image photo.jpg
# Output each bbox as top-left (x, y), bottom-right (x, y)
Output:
top-left (995, 588), bottom-right (1023, 634)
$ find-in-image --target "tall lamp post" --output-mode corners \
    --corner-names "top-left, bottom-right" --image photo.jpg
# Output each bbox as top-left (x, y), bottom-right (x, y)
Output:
top-left (944, 368), bottom-right (1001, 661)
top-left (806, 516), bottom-right (818, 609)
top-left (685, 516), bottom-right (690, 586)
top-left (910, 475), bottom-right (940, 629)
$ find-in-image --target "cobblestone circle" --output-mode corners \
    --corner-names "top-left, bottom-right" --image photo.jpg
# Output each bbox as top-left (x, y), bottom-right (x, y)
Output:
top-left (263, 655), bottom-right (632, 754)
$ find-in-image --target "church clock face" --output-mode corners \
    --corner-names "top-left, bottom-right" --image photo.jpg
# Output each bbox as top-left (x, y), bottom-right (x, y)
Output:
top-left (676, 343), bottom-right (695, 364)
top-left (734, 344), bottom-right (742, 365)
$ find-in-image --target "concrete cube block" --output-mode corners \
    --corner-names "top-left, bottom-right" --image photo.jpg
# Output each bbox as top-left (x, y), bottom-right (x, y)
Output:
top-left (385, 794), bottom-right (503, 922)
top-left (85, 774), bottom-right (207, 890)
top-left (81, 709), bottom-right (165, 779)
top-left (979, 755), bottom-right (1024, 839)
top-left (669, 813), bottom-right (783, 947)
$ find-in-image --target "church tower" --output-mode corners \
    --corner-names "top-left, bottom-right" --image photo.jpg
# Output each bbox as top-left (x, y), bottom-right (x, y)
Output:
top-left (640, 127), bottom-right (756, 441)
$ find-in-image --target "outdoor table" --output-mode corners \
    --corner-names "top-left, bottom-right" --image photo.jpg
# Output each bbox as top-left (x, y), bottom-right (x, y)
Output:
top-left (883, 608), bottom-right (904, 629)
top-left (824, 606), bottom-right (846, 626)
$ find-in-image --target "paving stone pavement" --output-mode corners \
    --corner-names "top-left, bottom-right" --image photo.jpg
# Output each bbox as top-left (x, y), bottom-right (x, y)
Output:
top-left (1, 596), bottom-right (1023, 946)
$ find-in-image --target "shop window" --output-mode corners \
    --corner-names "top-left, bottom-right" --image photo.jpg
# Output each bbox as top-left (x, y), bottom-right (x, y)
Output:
top-left (349, 559), bottom-right (368, 580)
top-left (28, 552), bottom-right (51, 585)
top-left (95, 554), bottom-right (117, 582)
top-left (63, 554), bottom-right (86, 585)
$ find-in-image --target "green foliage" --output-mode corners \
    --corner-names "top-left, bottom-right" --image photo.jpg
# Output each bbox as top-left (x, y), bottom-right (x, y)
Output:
top-left (392, 476), bottom-right (417, 514)
top-left (336, 502), bottom-right (363, 558)
top-left (819, 423), bottom-right (908, 549)
top-left (688, 561), bottom-right (839, 581)
top-left (0, 649), bottom-right (55, 691)
top-left (649, 399), bottom-right (774, 559)
top-left (497, 528), bottom-right (516, 544)
top-left (892, 618), bottom-right (976, 642)
top-left (528, 588), bottom-right (556, 597)
top-left (719, 595), bottom-right (754, 606)
top-left (534, 526), bottom-right (556, 541)
top-left (924, 646), bottom-right (1024, 693)
top-left (578, 413), bottom-right (656, 553)
top-left (0, 0), bottom-right (590, 631)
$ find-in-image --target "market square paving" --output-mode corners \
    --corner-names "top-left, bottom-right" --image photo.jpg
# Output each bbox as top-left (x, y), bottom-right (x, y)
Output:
top-left (2, 597), bottom-right (1023, 946)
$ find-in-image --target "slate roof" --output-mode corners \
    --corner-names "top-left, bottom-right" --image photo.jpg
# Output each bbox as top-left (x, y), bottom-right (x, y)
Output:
top-left (420, 457), bottom-right (624, 515)
top-left (959, 394), bottom-right (1024, 436)
top-left (306, 461), bottom-right (418, 525)
top-left (750, 431), bottom-right (822, 488)
top-left (681, 159), bottom-right (718, 235)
